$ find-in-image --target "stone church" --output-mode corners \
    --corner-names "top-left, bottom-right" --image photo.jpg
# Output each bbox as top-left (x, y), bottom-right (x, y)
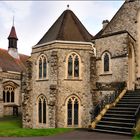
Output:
top-left (1, 0), bottom-right (140, 133)
top-left (22, 0), bottom-right (140, 130)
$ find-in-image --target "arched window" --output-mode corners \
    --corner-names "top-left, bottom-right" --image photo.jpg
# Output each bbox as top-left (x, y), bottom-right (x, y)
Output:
top-left (39, 59), bottom-right (42, 79)
top-left (74, 56), bottom-right (79, 77)
top-left (11, 91), bottom-right (14, 102)
top-left (67, 53), bottom-right (80, 78)
top-left (68, 56), bottom-right (73, 77)
top-left (38, 55), bottom-right (47, 79)
top-left (3, 86), bottom-right (15, 103)
top-left (38, 95), bottom-right (47, 124)
top-left (43, 58), bottom-right (47, 78)
top-left (102, 52), bottom-right (111, 73)
top-left (67, 96), bottom-right (80, 127)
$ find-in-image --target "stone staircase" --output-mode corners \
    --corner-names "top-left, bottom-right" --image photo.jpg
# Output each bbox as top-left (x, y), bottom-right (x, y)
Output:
top-left (93, 90), bottom-right (140, 135)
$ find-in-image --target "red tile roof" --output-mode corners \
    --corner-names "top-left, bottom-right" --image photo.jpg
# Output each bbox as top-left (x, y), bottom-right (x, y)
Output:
top-left (0, 48), bottom-right (29, 73)
top-left (37, 10), bottom-right (93, 45)
top-left (8, 26), bottom-right (18, 40)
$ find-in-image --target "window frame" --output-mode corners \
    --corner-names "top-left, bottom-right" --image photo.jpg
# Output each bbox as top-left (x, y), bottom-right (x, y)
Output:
top-left (37, 54), bottom-right (48, 80)
top-left (66, 52), bottom-right (81, 80)
top-left (37, 95), bottom-right (47, 125)
top-left (66, 96), bottom-right (80, 128)
top-left (3, 85), bottom-right (15, 103)
top-left (101, 51), bottom-right (112, 74)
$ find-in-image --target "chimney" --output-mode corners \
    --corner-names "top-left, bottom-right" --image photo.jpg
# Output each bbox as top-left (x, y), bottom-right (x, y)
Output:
top-left (102, 20), bottom-right (109, 29)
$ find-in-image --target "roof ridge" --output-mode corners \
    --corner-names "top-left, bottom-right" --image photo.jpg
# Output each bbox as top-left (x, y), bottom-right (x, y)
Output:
top-left (70, 10), bottom-right (93, 41)
top-left (56, 10), bottom-right (67, 40)
top-left (19, 53), bottom-right (30, 57)
top-left (98, 1), bottom-right (125, 36)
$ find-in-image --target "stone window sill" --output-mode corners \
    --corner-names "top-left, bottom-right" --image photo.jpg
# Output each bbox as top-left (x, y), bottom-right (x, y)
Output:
top-left (64, 78), bottom-right (82, 81)
top-left (4, 103), bottom-right (19, 107)
top-left (100, 72), bottom-right (112, 76)
top-left (36, 79), bottom-right (49, 82)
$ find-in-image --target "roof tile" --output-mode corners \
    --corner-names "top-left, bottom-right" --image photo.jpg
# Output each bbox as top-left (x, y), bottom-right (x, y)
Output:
top-left (0, 48), bottom-right (29, 72)
top-left (37, 10), bottom-right (93, 45)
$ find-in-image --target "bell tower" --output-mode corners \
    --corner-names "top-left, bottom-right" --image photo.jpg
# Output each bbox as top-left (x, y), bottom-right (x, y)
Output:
top-left (8, 19), bottom-right (19, 59)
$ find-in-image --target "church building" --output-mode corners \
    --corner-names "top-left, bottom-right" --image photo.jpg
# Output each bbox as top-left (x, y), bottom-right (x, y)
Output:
top-left (22, 0), bottom-right (140, 131)
top-left (0, 0), bottom-right (140, 135)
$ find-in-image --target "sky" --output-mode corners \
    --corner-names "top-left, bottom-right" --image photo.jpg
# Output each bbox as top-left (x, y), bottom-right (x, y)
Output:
top-left (0, 1), bottom-right (124, 56)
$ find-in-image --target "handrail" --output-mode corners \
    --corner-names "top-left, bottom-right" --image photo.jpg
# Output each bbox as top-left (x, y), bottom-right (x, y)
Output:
top-left (134, 104), bottom-right (140, 127)
top-left (90, 88), bottom-right (127, 129)
top-left (90, 82), bottom-right (126, 122)
top-left (90, 91), bottom-right (119, 121)
top-left (135, 104), bottom-right (140, 116)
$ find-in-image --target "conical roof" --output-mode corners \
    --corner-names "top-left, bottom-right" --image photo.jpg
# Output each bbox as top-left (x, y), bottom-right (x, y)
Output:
top-left (8, 26), bottom-right (18, 40)
top-left (37, 9), bottom-right (93, 45)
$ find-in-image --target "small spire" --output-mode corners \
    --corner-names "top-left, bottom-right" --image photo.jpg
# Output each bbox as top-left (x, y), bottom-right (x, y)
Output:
top-left (13, 16), bottom-right (14, 26)
top-left (67, 4), bottom-right (69, 9)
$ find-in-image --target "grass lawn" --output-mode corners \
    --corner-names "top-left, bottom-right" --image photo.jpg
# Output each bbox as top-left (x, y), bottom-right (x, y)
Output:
top-left (0, 116), bottom-right (74, 137)
top-left (133, 134), bottom-right (140, 140)
top-left (133, 119), bottom-right (140, 140)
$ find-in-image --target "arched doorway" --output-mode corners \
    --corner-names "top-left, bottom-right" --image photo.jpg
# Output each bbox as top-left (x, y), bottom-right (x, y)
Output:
top-left (128, 45), bottom-right (135, 90)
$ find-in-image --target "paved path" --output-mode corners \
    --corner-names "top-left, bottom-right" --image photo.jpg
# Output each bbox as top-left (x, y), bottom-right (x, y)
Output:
top-left (0, 130), bottom-right (132, 140)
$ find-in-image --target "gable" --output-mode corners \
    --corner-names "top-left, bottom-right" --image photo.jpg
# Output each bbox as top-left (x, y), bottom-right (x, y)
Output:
top-left (98, 0), bottom-right (140, 39)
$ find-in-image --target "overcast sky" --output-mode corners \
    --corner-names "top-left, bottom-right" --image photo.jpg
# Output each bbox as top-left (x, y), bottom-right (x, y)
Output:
top-left (0, 1), bottom-right (124, 56)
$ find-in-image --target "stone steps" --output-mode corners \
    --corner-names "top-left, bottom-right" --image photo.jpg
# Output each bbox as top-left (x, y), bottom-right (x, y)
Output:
top-left (92, 90), bottom-right (140, 135)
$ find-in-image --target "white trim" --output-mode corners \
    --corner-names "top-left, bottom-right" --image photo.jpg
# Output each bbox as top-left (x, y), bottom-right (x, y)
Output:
top-left (7, 71), bottom-right (21, 74)
top-left (32, 40), bottom-right (96, 56)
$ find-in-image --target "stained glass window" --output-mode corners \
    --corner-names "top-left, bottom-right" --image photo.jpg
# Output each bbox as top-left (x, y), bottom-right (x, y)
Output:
top-left (67, 53), bottom-right (80, 78)
top-left (39, 99), bottom-right (42, 123)
top-left (67, 97), bottom-right (79, 127)
top-left (3, 91), bottom-right (5, 102)
top-left (74, 99), bottom-right (79, 125)
top-left (43, 99), bottom-right (46, 124)
top-left (11, 91), bottom-right (14, 102)
top-left (38, 95), bottom-right (47, 124)
top-left (104, 53), bottom-right (109, 72)
top-left (74, 56), bottom-right (79, 77)
top-left (68, 56), bottom-right (73, 77)
top-left (3, 86), bottom-right (15, 103)
top-left (38, 55), bottom-right (47, 79)
top-left (43, 58), bottom-right (47, 78)
top-left (7, 91), bottom-right (10, 102)
top-left (39, 59), bottom-right (42, 79)
top-left (67, 99), bottom-right (72, 125)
